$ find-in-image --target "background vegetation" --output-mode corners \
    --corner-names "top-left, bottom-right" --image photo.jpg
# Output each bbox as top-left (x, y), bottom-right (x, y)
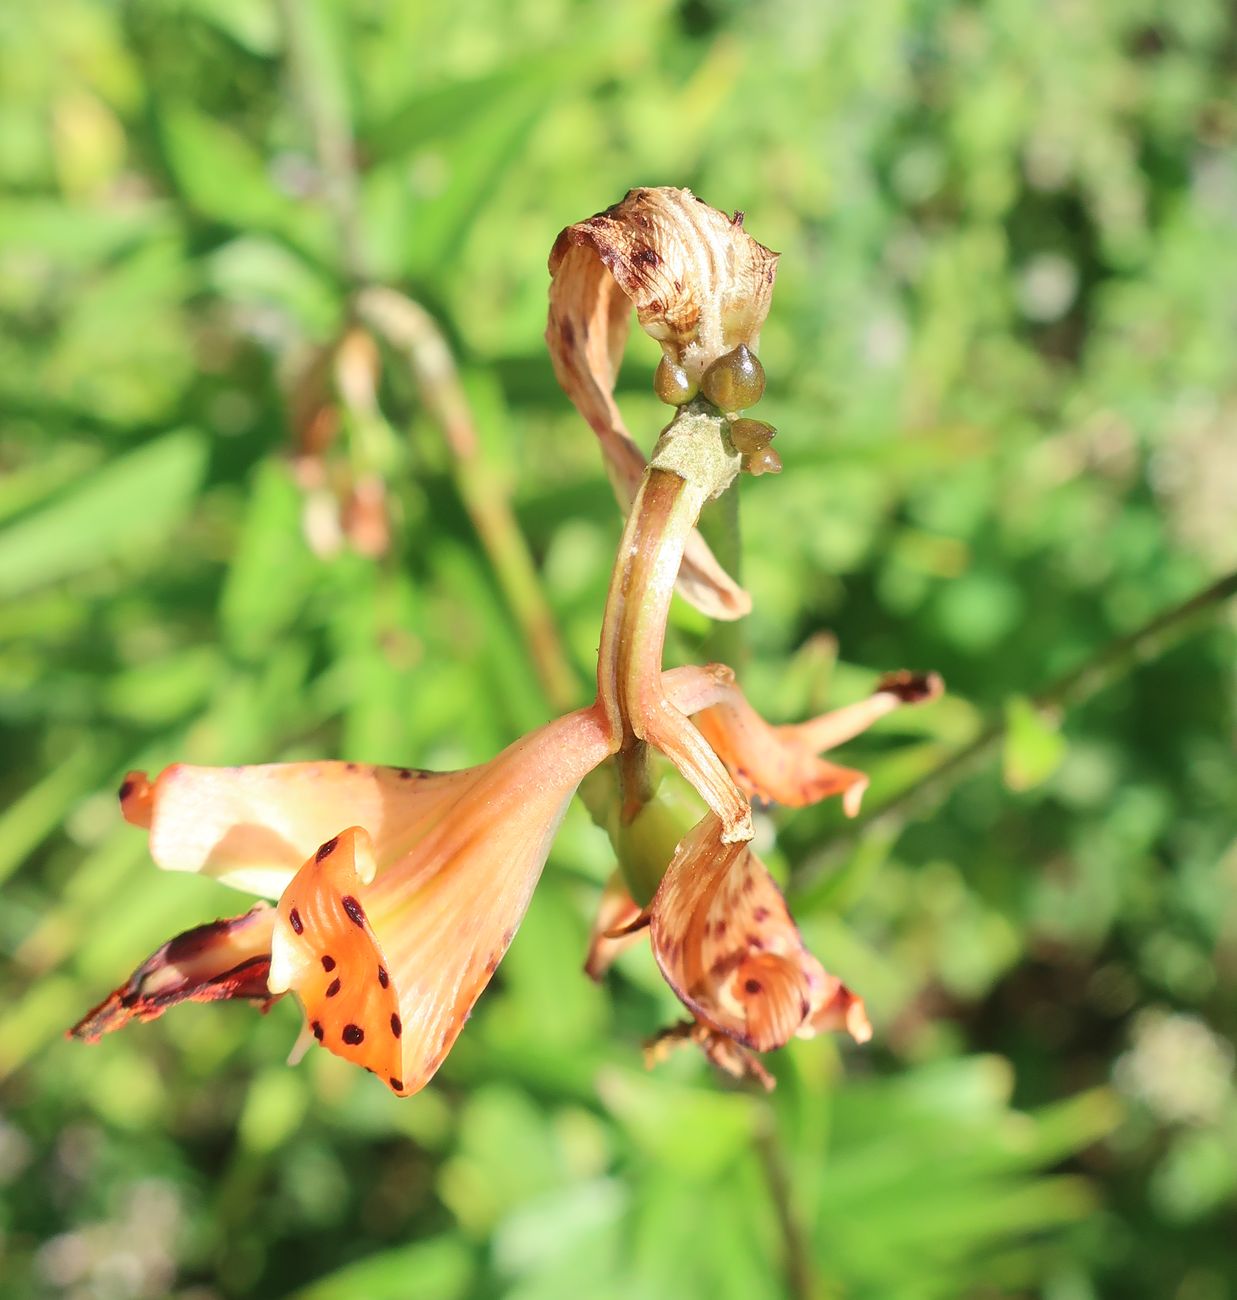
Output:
top-left (2, 0), bottom-right (1234, 1296)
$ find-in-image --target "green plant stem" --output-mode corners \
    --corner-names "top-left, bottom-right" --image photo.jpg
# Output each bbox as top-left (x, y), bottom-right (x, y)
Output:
top-left (754, 1125), bottom-right (818, 1300)
top-left (791, 567), bottom-right (1237, 896)
top-left (279, 7), bottom-right (579, 715)
top-left (276, 0), bottom-right (367, 284)
top-left (697, 484), bottom-right (748, 671)
top-left (357, 289), bottom-right (580, 713)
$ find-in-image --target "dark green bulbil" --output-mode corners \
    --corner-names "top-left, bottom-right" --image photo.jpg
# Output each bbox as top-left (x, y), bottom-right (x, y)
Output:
top-left (729, 417), bottom-right (777, 454)
top-left (653, 356), bottom-right (698, 406)
top-left (700, 343), bottom-right (765, 411)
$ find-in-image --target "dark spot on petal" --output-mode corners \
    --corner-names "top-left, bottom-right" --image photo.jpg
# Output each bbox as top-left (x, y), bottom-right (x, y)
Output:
top-left (311, 1020), bottom-right (324, 1041)
top-left (745, 978), bottom-right (762, 994)
top-left (343, 1024), bottom-right (364, 1046)
top-left (800, 998), bottom-right (811, 1019)
top-left (326, 978), bottom-right (341, 998)
top-left (747, 934), bottom-right (764, 950)
top-left (753, 907), bottom-right (770, 922)
top-left (711, 919), bottom-right (727, 937)
top-left (390, 1013), bottom-right (402, 1038)
top-left (398, 768), bottom-right (414, 780)
top-left (560, 318), bottom-right (575, 347)
top-left (502, 927), bottom-right (515, 946)
top-left (342, 896), bottom-right (365, 926)
top-left (289, 908), bottom-right (303, 935)
top-left (389, 1077), bottom-right (404, 1091)
top-left (377, 966), bottom-right (389, 989)
top-left (316, 836), bottom-right (338, 862)
top-left (321, 954), bottom-right (336, 972)
top-left (345, 762), bottom-right (358, 771)
top-left (484, 956), bottom-right (498, 975)
top-left (118, 778), bottom-right (134, 802)
top-left (634, 245), bottom-right (659, 269)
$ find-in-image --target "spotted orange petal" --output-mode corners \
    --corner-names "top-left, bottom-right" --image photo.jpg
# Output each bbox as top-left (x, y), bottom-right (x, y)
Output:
top-left (269, 827), bottom-right (408, 1092)
top-left (125, 761), bottom-right (476, 896)
top-left (259, 703), bottom-right (615, 1097)
top-left (648, 814), bottom-right (868, 1059)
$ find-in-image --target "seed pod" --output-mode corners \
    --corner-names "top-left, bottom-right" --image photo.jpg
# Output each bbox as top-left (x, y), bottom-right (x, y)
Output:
top-left (653, 357), bottom-right (698, 406)
top-left (729, 418), bottom-right (776, 455)
top-left (744, 446), bottom-right (783, 477)
top-left (700, 344), bottom-right (765, 411)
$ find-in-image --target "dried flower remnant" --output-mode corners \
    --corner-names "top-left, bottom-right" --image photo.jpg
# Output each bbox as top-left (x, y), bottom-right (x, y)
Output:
top-left (644, 815), bottom-right (871, 1090)
top-left (287, 327), bottom-right (394, 559)
top-left (586, 667), bottom-right (939, 1086)
top-left (547, 186), bottom-right (779, 620)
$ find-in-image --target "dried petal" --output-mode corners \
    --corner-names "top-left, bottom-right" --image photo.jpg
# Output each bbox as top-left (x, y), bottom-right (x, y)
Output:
top-left (647, 815), bottom-right (867, 1058)
top-left (70, 904), bottom-right (276, 1041)
top-left (548, 187), bottom-right (779, 621)
top-left (690, 669), bottom-right (943, 817)
top-left (584, 869), bottom-right (647, 981)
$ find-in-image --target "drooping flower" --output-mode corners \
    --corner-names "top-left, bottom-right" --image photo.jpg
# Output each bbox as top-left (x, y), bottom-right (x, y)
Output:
top-left (586, 665), bottom-right (942, 1086)
top-left (73, 704), bottom-right (615, 1097)
top-left (645, 813), bottom-right (872, 1090)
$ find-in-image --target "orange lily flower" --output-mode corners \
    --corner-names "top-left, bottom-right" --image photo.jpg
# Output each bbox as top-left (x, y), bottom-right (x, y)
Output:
top-left (73, 704), bottom-right (613, 1097)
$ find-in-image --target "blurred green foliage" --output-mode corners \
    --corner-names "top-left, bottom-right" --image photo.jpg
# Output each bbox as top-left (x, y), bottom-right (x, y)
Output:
top-left (2, 0), bottom-right (1235, 1297)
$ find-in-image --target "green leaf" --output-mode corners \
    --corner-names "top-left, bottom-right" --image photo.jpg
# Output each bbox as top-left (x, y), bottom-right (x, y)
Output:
top-left (158, 104), bottom-right (331, 264)
top-left (0, 430), bottom-right (207, 597)
top-left (289, 1236), bottom-right (474, 1300)
top-left (219, 460), bottom-right (317, 660)
top-left (1003, 695), bottom-right (1067, 791)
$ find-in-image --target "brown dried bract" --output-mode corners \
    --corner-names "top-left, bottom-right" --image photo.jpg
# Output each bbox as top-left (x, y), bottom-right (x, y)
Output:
top-left (69, 903), bottom-right (277, 1041)
top-left (547, 187), bottom-right (779, 621)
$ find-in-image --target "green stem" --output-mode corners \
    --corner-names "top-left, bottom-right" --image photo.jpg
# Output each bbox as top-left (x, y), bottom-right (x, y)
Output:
top-left (697, 484), bottom-right (748, 672)
top-left (357, 288), bottom-right (580, 714)
top-left (595, 467), bottom-right (751, 841)
top-left (791, 567), bottom-right (1237, 898)
top-left (276, 0), bottom-right (367, 285)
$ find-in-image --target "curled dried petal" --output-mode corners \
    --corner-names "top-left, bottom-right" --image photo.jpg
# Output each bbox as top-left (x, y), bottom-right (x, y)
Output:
top-left (548, 187), bottom-right (779, 621)
top-left (583, 869), bottom-right (647, 981)
top-left (69, 904), bottom-right (277, 1041)
top-left (647, 815), bottom-right (868, 1059)
top-left (689, 668), bottom-right (944, 817)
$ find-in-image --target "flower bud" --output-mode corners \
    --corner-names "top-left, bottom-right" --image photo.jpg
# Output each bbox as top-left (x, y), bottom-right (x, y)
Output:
top-left (700, 344), bottom-right (765, 412)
